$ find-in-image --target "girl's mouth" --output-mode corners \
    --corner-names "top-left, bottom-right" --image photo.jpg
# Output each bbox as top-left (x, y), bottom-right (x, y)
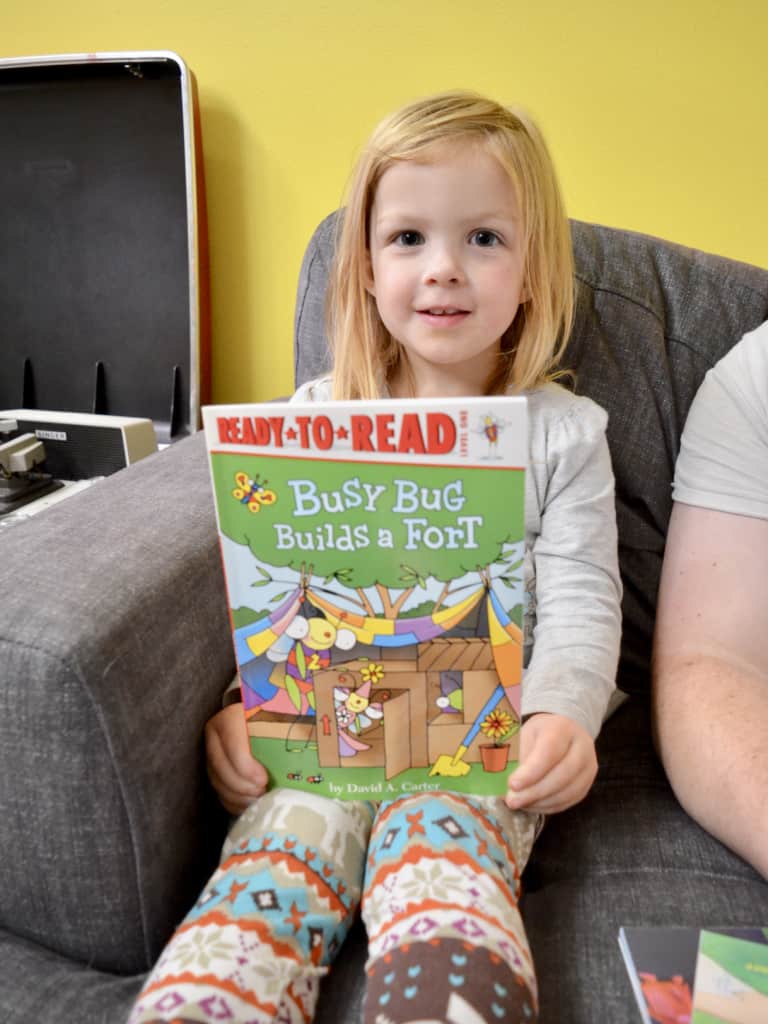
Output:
top-left (418, 307), bottom-right (470, 325)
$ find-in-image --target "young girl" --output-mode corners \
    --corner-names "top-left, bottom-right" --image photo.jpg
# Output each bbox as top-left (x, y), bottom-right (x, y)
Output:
top-left (131, 91), bottom-right (621, 1024)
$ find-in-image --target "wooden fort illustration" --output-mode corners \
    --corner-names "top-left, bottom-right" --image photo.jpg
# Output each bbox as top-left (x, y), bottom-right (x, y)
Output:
top-left (235, 572), bottom-right (523, 789)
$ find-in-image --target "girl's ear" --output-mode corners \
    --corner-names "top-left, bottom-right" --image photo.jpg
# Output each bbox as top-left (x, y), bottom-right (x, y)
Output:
top-left (364, 249), bottom-right (376, 296)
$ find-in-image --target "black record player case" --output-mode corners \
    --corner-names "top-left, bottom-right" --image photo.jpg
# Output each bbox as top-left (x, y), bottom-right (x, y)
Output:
top-left (0, 51), bottom-right (210, 444)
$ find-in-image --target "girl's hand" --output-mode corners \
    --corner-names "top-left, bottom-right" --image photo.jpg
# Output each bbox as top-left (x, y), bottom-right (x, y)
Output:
top-left (505, 712), bottom-right (597, 814)
top-left (205, 703), bottom-right (268, 815)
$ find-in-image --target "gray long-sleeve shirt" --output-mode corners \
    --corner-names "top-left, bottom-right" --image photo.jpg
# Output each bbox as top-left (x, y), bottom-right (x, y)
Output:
top-left (292, 377), bottom-right (622, 739)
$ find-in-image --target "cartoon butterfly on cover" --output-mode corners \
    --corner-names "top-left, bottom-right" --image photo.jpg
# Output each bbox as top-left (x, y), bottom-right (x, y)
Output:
top-left (232, 472), bottom-right (277, 513)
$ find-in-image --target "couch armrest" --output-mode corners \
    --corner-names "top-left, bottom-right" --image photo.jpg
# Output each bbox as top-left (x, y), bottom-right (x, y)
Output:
top-left (0, 432), bottom-right (231, 974)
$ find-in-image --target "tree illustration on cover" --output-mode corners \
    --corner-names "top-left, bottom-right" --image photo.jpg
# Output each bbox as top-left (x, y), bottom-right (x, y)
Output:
top-left (212, 453), bottom-right (524, 779)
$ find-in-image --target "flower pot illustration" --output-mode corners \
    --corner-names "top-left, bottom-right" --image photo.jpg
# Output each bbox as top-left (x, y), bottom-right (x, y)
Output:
top-left (479, 742), bottom-right (510, 772)
top-left (476, 708), bottom-right (517, 772)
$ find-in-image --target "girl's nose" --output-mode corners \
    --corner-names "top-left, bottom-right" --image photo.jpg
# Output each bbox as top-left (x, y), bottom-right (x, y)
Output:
top-left (423, 244), bottom-right (465, 286)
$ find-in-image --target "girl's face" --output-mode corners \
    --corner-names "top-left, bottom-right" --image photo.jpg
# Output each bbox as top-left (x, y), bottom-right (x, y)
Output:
top-left (366, 142), bottom-right (527, 398)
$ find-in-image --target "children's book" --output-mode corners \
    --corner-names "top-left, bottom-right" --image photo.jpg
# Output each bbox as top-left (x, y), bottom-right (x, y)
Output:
top-left (691, 929), bottom-right (768, 1023)
top-left (618, 926), bottom-right (768, 1024)
top-left (203, 396), bottom-right (527, 800)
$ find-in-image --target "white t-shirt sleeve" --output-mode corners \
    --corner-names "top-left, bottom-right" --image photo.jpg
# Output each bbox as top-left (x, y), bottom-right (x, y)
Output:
top-left (673, 322), bottom-right (768, 520)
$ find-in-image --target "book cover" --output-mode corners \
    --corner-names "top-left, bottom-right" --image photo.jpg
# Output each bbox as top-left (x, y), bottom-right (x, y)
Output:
top-left (618, 926), bottom-right (768, 1024)
top-left (691, 929), bottom-right (768, 1023)
top-left (203, 395), bottom-right (527, 800)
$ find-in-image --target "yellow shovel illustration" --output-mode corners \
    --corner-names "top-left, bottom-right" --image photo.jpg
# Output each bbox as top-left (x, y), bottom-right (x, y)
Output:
top-left (429, 683), bottom-right (506, 777)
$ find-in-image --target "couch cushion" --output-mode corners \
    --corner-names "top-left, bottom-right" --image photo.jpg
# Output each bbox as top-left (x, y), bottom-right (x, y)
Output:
top-left (0, 928), bottom-right (144, 1024)
top-left (522, 699), bottom-right (768, 1021)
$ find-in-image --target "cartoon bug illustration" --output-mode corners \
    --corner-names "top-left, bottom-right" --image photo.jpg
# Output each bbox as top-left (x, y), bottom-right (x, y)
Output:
top-left (266, 613), bottom-right (356, 715)
top-left (333, 674), bottom-right (385, 757)
top-left (436, 671), bottom-right (464, 714)
top-left (232, 472), bottom-right (277, 513)
top-left (480, 414), bottom-right (501, 457)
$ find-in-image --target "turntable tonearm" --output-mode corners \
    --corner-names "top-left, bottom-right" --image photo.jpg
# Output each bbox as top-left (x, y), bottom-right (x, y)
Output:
top-left (0, 418), bottom-right (62, 514)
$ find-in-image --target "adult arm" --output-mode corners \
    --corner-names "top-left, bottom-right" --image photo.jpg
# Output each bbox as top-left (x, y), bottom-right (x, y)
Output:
top-left (652, 501), bottom-right (768, 878)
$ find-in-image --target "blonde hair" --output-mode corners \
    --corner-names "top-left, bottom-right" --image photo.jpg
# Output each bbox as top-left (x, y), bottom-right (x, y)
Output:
top-left (327, 90), bottom-right (574, 400)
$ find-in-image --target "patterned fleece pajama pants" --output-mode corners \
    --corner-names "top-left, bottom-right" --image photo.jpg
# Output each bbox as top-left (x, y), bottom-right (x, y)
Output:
top-left (129, 789), bottom-right (539, 1024)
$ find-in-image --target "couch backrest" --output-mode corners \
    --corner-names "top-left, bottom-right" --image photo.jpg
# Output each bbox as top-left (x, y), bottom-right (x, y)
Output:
top-left (294, 214), bottom-right (768, 695)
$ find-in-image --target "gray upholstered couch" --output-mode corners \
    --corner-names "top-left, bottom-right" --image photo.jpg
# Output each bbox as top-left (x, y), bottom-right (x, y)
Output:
top-left (2, 218), bottom-right (767, 1023)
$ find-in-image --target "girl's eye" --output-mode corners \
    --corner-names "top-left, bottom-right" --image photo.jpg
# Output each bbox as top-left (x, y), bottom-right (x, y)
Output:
top-left (470, 230), bottom-right (500, 247)
top-left (395, 230), bottom-right (424, 246)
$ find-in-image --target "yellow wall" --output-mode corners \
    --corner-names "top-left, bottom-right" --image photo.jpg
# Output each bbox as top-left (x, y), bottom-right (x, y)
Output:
top-left (6, 0), bottom-right (768, 402)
